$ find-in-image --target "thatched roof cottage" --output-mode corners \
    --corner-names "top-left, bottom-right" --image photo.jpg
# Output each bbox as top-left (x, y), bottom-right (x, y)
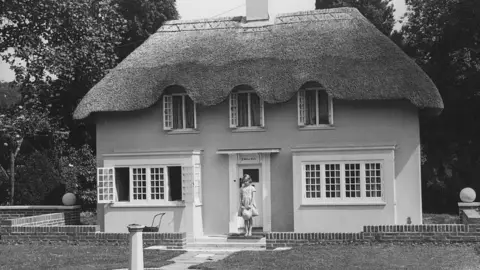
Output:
top-left (74, 1), bottom-right (443, 237)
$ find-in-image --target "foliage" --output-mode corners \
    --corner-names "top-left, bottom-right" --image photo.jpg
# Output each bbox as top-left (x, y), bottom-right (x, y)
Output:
top-left (0, 0), bottom-right (178, 206)
top-left (114, 0), bottom-right (178, 61)
top-left (0, 81), bottom-right (20, 109)
top-left (400, 0), bottom-right (480, 212)
top-left (316, 0), bottom-right (396, 36)
top-left (2, 137), bottom-right (97, 207)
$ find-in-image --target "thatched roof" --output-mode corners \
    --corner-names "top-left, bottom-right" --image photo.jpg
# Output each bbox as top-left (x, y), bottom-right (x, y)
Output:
top-left (73, 7), bottom-right (444, 120)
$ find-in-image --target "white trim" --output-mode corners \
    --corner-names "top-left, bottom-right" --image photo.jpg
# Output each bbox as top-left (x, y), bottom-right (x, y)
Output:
top-left (301, 161), bottom-right (386, 205)
top-left (217, 148), bottom-right (281, 155)
top-left (300, 202), bottom-right (387, 206)
top-left (163, 93), bottom-right (197, 131)
top-left (228, 154), bottom-right (239, 233)
top-left (230, 90), bottom-right (265, 129)
top-left (103, 149), bottom-right (202, 158)
top-left (107, 202), bottom-right (186, 208)
top-left (261, 153), bottom-right (272, 232)
top-left (229, 93), bottom-right (238, 128)
top-left (227, 152), bottom-right (273, 233)
top-left (292, 144), bottom-right (397, 153)
top-left (297, 88), bottom-right (333, 127)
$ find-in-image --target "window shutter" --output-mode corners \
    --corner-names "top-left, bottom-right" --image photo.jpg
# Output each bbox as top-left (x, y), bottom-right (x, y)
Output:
top-left (297, 90), bottom-right (306, 126)
top-left (181, 166), bottom-right (193, 203)
top-left (193, 103), bottom-right (197, 129)
top-left (163, 95), bottom-right (173, 130)
top-left (229, 93), bottom-right (238, 128)
top-left (97, 167), bottom-right (116, 203)
top-left (260, 98), bottom-right (265, 127)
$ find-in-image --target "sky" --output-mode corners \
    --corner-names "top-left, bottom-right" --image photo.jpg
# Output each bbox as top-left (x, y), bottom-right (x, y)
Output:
top-left (0, 0), bottom-right (407, 82)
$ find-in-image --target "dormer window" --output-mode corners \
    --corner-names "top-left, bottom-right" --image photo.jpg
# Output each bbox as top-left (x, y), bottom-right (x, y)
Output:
top-left (229, 89), bottom-right (264, 129)
top-left (298, 88), bottom-right (333, 127)
top-left (163, 93), bottom-right (197, 131)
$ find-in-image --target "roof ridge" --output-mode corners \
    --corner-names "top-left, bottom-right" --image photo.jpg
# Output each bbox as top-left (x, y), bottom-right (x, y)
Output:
top-left (157, 7), bottom-right (360, 33)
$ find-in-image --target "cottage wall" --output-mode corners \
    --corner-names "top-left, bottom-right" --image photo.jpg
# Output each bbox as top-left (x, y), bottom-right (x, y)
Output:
top-left (96, 97), bottom-right (421, 234)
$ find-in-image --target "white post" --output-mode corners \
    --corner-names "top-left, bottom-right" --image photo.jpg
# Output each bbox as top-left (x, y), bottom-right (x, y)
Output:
top-left (128, 224), bottom-right (145, 270)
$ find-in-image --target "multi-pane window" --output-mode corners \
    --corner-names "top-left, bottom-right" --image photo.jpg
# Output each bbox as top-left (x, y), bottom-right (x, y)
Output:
top-left (150, 168), bottom-right (165, 200)
top-left (230, 91), bottom-right (264, 128)
top-left (97, 166), bottom-right (186, 204)
top-left (305, 164), bottom-right (321, 198)
top-left (302, 162), bottom-right (384, 203)
top-left (345, 163), bottom-right (361, 198)
top-left (298, 89), bottom-right (333, 126)
top-left (132, 168), bottom-right (147, 200)
top-left (325, 164), bottom-right (341, 198)
top-left (163, 94), bottom-right (196, 130)
top-left (365, 163), bottom-right (382, 198)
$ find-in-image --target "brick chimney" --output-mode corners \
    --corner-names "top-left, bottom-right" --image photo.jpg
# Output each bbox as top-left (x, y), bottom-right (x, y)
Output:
top-left (246, 0), bottom-right (269, 21)
top-left (245, 0), bottom-right (315, 22)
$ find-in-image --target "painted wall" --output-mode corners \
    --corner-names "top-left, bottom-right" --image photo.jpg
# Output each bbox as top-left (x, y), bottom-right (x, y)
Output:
top-left (98, 205), bottom-right (185, 233)
top-left (96, 96), bottom-right (421, 234)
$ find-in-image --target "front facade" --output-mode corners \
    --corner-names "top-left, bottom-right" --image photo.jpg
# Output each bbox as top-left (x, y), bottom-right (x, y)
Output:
top-left (74, 6), bottom-right (444, 237)
top-left (95, 93), bottom-right (423, 235)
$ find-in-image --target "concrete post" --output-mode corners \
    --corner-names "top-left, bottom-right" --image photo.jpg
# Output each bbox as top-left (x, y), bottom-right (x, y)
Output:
top-left (127, 224), bottom-right (145, 270)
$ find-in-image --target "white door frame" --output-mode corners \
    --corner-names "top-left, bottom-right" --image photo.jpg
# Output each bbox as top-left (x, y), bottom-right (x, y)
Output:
top-left (237, 163), bottom-right (263, 228)
top-left (228, 153), bottom-right (272, 234)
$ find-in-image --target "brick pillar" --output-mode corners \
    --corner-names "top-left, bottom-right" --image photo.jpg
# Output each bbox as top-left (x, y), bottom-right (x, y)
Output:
top-left (458, 202), bottom-right (480, 224)
top-left (127, 224), bottom-right (145, 270)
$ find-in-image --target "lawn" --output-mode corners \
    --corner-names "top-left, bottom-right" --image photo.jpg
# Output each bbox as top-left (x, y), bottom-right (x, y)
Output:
top-left (191, 243), bottom-right (480, 270)
top-left (0, 244), bottom-right (184, 270)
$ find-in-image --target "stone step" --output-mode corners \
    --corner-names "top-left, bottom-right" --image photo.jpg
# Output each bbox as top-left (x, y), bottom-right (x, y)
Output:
top-left (185, 241), bottom-right (266, 249)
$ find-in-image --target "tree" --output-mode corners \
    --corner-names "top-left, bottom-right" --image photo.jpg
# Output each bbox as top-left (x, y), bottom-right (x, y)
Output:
top-left (114, 0), bottom-right (178, 61)
top-left (0, 96), bottom-right (53, 205)
top-left (0, 0), bottom-right (178, 204)
top-left (0, 0), bottom-right (178, 148)
top-left (316, 0), bottom-right (396, 36)
top-left (400, 0), bottom-right (480, 212)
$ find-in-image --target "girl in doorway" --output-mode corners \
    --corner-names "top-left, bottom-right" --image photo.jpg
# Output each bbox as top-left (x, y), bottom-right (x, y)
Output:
top-left (238, 174), bottom-right (258, 236)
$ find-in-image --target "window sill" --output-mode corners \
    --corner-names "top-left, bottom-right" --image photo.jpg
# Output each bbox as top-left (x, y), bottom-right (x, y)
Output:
top-left (231, 127), bottom-right (266, 133)
top-left (298, 125), bottom-right (335, 131)
top-left (166, 129), bottom-right (200, 135)
top-left (300, 201), bottom-right (386, 206)
top-left (107, 202), bottom-right (186, 208)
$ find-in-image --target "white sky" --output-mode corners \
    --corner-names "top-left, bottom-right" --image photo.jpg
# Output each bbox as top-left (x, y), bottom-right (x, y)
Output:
top-left (0, 0), bottom-right (407, 82)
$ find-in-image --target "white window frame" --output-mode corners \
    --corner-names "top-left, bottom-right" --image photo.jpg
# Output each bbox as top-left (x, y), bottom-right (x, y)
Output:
top-left (229, 90), bottom-right (265, 129)
top-left (163, 93), bottom-right (197, 131)
top-left (297, 88), bottom-right (333, 127)
top-left (301, 160), bottom-right (385, 205)
top-left (97, 165), bottom-right (186, 206)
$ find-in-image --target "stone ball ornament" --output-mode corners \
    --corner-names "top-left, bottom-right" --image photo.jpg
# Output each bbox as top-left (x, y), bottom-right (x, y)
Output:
top-left (62, 193), bottom-right (77, 206)
top-left (460, 187), bottom-right (476, 203)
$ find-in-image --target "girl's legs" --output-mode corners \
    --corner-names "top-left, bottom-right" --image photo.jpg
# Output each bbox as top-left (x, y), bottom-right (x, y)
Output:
top-left (244, 219), bottom-right (248, 235)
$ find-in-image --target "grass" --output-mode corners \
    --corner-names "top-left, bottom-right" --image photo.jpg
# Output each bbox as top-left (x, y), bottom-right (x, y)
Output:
top-left (0, 244), bottom-right (184, 270)
top-left (191, 243), bottom-right (480, 270)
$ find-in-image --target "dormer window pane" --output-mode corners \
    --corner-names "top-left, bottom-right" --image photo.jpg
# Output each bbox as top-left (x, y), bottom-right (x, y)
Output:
top-left (172, 96), bottom-right (184, 129)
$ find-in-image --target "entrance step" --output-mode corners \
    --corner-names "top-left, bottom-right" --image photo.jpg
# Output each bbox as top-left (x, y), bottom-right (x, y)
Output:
top-left (185, 235), bottom-right (266, 250)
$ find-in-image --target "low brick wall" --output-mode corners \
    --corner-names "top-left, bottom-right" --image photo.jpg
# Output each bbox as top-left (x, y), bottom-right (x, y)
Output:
top-left (0, 206), bottom-right (80, 225)
top-left (1, 213), bottom-right (66, 227)
top-left (0, 225), bottom-right (186, 248)
top-left (266, 224), bottom-right (480, 249)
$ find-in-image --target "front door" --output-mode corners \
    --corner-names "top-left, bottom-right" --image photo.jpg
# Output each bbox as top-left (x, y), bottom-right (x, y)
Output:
top-left (237, 165), bottom-right (263, 230)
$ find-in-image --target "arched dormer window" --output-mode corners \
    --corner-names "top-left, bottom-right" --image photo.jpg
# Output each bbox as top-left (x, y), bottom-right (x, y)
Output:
top-left (163, 86), bottom-right (197, 131)
top-left (229, 86), bottom-right (265, 129)
top-left (298, 87), bottom-right (333, 127)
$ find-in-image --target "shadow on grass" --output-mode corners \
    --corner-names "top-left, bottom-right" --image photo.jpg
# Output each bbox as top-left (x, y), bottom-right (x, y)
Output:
top-left (189, 243), bottom-right (480, 270)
